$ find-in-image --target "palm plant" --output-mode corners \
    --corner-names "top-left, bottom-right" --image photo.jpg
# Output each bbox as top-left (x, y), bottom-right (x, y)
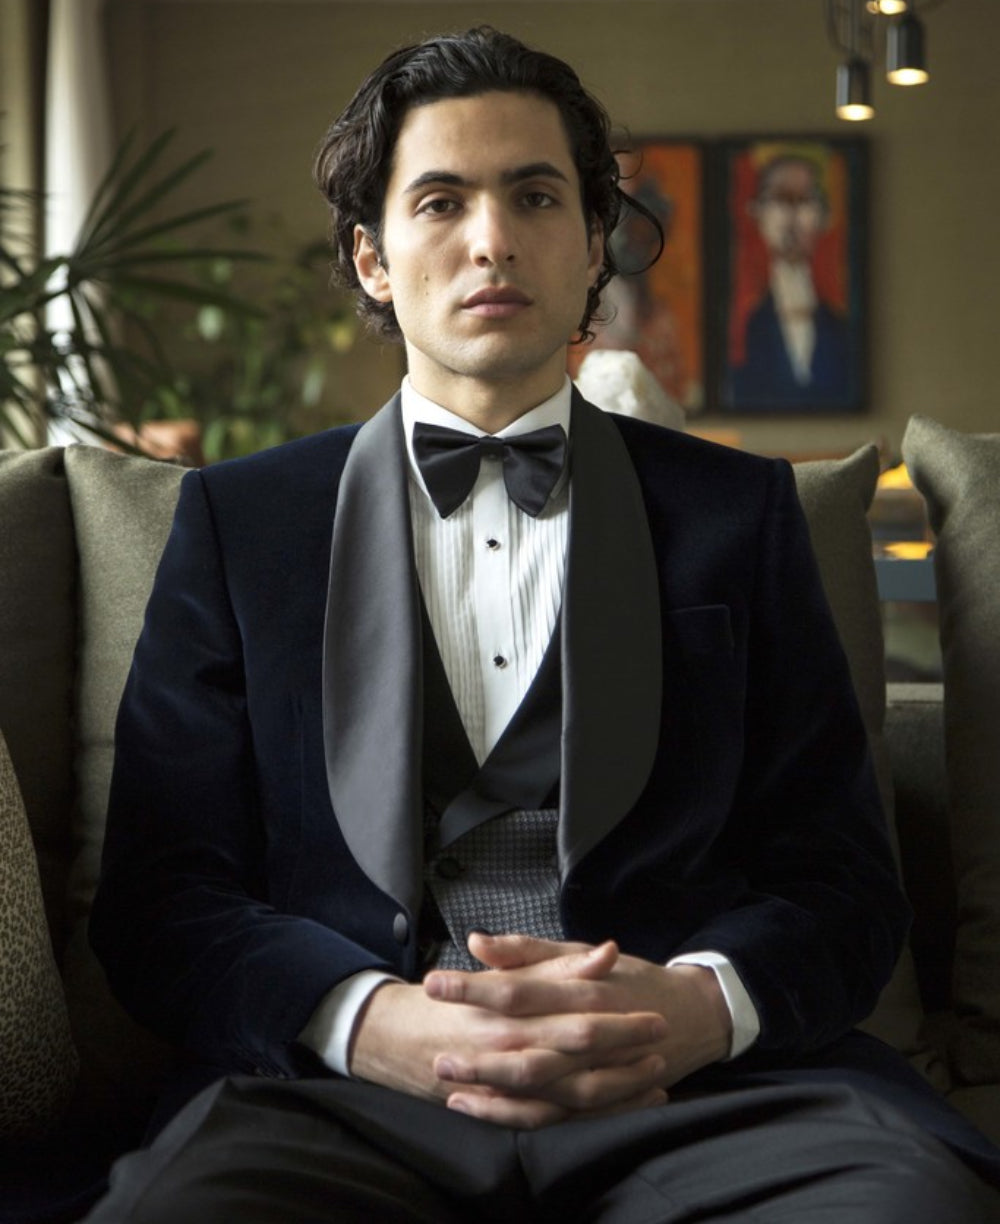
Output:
top-left (133, 224), bottom-right (359, 463)
top-left (1, 131), bottom-right (265, 451)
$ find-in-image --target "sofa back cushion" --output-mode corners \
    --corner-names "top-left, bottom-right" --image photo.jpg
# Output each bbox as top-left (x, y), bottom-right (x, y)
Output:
top-left (63, 446), bottom-right (187, 918)
top-left (0, 449), bottom-right (77, 951)
top-left (792, 445), bottom-right (931, 1066)
top-left (903, 414), bottom-right (1000, 1090)
top-left (62, 446), bottom-right (187, 1118)
top-left (793, 446), bottom-right (889, 797)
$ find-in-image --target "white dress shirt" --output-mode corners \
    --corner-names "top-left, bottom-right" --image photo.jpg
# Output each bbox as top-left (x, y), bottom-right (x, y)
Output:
top-left (300, 377), bottom-right (759, 1073)
top-left (771, 259), bottom-right (819, 386)
top-left (401, 377), bottom-right (571, 764)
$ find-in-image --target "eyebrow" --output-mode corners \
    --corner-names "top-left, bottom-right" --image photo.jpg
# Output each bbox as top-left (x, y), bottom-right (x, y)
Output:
top-left (402, 161), bottom-right (571, 195)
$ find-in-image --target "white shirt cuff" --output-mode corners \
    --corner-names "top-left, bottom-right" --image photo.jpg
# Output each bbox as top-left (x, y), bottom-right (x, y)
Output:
top-left (667, 951), bottom-right (760, 1059)
top-left (298, 970), bottom-right (399, 1076)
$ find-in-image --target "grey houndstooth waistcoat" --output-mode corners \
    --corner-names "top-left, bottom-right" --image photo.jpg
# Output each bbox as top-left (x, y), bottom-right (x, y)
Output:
top-left (419, 602), bottom-right (565, 972)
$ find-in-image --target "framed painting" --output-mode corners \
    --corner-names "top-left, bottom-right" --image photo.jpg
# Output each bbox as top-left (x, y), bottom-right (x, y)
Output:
top-left (711, 137), bottom-right (867, 415)
top-left (569, 139), bottom-right (706, 414)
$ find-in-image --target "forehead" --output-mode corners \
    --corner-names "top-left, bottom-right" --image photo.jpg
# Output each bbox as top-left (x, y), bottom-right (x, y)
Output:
top-left (387, 90), bottom-right (577, 187)
top-left (760, 161), bottom-right (821, 200)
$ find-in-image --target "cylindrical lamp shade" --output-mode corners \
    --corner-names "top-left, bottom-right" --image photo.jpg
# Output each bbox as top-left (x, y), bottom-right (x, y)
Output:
top-left (836, 58), bottom-right (875, 120)
top-left (887, 13), bottom-right (929, 85)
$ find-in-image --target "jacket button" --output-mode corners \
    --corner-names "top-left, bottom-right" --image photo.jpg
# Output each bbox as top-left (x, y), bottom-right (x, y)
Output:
top-left (393, 912), bottom-right (409, 944)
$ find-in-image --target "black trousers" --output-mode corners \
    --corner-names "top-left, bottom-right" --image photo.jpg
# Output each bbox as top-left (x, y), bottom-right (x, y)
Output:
top-left (84, 1074), bottom-right (997, 1223)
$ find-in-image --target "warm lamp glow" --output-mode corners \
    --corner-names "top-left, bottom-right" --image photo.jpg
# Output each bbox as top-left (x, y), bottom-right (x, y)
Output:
top-left (836, 60), bottom-right (875, 120)
top-left (877, 465), bottom-right (915, 491)
top-left (836, 2), bottom-right (932, 122)
top-left (889, 66), bottom-right (930, 85)
top-left (887, 13), bottom-right (930, 85)
top-left (882, 541), bottom-right (934, 561)
top-left (887, 13), bottom-right (929, 84)
top-left (838, 101), bottom-right (876, 121)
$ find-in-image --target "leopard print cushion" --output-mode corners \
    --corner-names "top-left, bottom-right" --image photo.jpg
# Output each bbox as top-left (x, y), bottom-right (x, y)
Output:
top-left (0, 730), bottom-right (78, 1137)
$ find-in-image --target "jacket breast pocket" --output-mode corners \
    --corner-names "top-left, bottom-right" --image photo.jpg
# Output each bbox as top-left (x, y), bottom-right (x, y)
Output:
top-left (665, 604), bottom-right (736, 659)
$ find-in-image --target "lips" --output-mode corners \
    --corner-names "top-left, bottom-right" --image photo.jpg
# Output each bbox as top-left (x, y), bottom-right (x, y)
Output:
top-left (461, 286), bottom-right (533, 316)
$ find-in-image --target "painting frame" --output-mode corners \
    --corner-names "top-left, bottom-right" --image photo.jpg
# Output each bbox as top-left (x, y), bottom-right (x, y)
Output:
top-left (710, 135), bottom-right (868, 416)
top-left (568, 138), bottom-right (708, 416)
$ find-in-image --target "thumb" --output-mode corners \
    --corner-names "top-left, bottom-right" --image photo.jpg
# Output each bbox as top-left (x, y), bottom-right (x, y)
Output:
top-left (469, 932), bottom-right (619, 977)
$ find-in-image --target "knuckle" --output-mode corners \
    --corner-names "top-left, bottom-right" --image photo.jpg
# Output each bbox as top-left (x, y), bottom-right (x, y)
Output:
top-left (564, 1015), bottom-right (600, 1051)
top-left (569, 1073), bottom-right (604, 1110)
top-left (509, 1051), bottom-right (538, 1089)
top-left (485, 1016), bottom-right (519, 1051)
top-left (498, 979), bottom-right (523, 1012)
top-left (576, 982), bottom-right (607, 1012)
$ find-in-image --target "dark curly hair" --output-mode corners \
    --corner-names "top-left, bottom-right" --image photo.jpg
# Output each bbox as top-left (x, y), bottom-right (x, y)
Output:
top-left (313, 26), bottom-right (661, 343)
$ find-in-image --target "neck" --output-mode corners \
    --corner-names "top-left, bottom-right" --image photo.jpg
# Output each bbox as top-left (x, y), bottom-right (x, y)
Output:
top-left (405, 363), bottom-right (568, 434)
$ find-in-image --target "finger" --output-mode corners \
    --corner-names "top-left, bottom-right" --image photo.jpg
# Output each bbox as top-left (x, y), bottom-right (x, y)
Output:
top-left (435, 1045), bottom-right (581, 1090)
top-left (437, 1047), bottom-right (667, 1109)
top-left (425, 956), bottom-right (624, 1016)
top-left (466, 932), bottom-right (605, 971)
top-left (434, 1042), bottom-right (667, 1091)
top-left (466, 936), bottom-right (619, 985)
top-left (446, 1090), bottom-right (569, 1130)
top-left (425, 940), bottom-right (619, 1008)
top-left (432, 1011), bottom-right (666, 1082)
top-left (528, 1054), bottom-right (668, 1111)
top-left (530, 1009), bottom-right (668, 1057)
top-left (446, 1084), bottom-right (669, 1130)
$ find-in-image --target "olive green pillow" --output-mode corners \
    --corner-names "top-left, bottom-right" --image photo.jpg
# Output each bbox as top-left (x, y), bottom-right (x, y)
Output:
top-left (62, 445), bottom-right (185, 1119)
top-left (793, 445), bottom-right (930, 1061)
top-left (0, 729), bottom-right (78, 1137)
top-left (903, 414), bottom-right (1000, 1085)
top-left (63, 445), bottom-right (186, 917)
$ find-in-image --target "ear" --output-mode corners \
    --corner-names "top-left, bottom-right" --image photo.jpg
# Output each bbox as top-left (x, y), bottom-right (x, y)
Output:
top-left (353, 226), bottom-right (392, 302)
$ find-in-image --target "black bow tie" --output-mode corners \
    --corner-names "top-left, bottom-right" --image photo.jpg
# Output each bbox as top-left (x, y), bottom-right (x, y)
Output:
top-left (412, 421), bottom-right (568, 519)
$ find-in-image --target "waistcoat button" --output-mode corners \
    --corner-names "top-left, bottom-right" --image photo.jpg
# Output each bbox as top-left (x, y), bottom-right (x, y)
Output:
top-left (435, 856), bottom-right (464, 880)
top-left (393, 912), bottom-right (409, 944)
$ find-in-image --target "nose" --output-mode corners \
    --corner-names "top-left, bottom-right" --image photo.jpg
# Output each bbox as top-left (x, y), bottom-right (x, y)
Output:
top-left (468, 199), bottom-right (517, 266)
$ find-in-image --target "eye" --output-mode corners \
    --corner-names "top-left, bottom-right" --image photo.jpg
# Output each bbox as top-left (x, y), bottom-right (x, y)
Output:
top-left (522, 190), bottom-right (557, 209)
top-left (417, 196), bottom-right (460, 216)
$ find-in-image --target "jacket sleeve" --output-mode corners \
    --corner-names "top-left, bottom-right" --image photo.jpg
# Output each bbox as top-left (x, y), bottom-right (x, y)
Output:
top-left (89, 468), bottom-right (388, 1078)
top-left (671, 457), bottom-right (912, 1054)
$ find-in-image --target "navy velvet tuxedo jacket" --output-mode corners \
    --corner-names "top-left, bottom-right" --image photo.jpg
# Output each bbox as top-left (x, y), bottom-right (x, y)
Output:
top-left (94, 394), bottom-right (917, 1103)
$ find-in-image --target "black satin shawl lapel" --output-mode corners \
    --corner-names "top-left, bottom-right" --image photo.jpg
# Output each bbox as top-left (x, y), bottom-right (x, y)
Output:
top-left (322, 396), bottom-right (423, 916)
top-left (559, 393), bottom-right (663, 875)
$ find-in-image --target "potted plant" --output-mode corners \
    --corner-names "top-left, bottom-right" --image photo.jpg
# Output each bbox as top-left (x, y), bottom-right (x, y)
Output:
top-left (130, 219), bottom-right (358, 464)
top-left (1, 131), bottom-right (268, 456)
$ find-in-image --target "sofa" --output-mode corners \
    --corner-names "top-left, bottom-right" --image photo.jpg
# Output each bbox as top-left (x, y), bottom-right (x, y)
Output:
top-left (0, 413), bottom-right (998, 1221)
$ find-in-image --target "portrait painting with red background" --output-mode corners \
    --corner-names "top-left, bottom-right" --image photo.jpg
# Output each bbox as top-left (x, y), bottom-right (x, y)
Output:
top-left (715, 137), bottom-right (867, 414)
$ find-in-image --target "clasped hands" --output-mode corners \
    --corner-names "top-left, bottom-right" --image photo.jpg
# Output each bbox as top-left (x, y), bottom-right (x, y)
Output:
top-left (349, 933), bottom-right (732, 1129)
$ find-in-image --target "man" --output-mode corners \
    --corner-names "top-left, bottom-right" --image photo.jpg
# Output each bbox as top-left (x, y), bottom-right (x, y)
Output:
top-left (729, 151), bottom-right (852, 410)
top-left (86, 26), bottom-right (999, 1222)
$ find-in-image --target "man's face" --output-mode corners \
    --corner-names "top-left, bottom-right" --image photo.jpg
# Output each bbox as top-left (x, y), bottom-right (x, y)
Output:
top-left (752, 160), bottom-right (827, 264)
top-left (353, 90), bottom-right (603, 424)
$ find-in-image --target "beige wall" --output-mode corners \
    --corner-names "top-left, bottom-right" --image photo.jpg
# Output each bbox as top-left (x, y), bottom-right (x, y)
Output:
top-left (105, 0), bottom-right (1000, 456)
